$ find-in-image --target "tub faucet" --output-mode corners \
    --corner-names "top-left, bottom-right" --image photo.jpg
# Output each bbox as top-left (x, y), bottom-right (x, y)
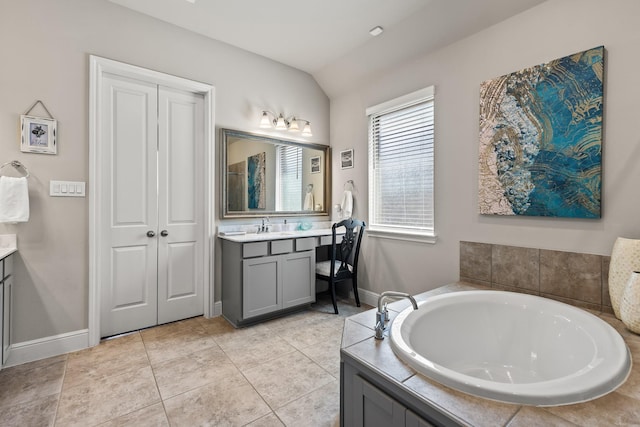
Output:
top-left (375, 291), bottom-right (418, 340)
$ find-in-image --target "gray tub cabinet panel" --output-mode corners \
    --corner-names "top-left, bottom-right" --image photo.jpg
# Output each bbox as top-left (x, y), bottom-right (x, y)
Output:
top-left (341, 353), bottom-right (460, 427)
top-left (221, 238), bottom-right (315, 327)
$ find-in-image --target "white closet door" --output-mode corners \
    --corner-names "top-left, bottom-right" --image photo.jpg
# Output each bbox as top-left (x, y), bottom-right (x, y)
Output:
top-left (100, 73), bottom-right (159, 337)
top-left (156, 86), bottom-right (204, 324)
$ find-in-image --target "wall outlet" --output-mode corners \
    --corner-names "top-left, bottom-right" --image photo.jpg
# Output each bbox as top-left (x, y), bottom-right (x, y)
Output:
top-left (50, 180), bottom-right (86, 197)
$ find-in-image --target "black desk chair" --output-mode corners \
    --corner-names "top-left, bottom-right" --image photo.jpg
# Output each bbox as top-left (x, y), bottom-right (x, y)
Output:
top-left (315, 218), bottom-right (366, 314)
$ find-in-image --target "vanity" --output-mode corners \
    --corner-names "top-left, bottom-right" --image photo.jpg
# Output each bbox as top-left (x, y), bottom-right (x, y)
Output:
top-left (0, 235), bottom-right (17, 369)
top-left (219, 229), bottom-right (341, 327)
top-left (218, 127), bottom-right (335, 327)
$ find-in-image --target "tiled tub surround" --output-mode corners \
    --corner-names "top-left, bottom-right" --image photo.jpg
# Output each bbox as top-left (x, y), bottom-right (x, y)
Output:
top-left (341, 283), bottom-right (640, 426)
top-left (460, 241), bottom-right (613, 313)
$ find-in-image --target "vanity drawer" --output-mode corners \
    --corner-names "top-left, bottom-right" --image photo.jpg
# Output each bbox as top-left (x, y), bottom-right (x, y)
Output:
top-left (243, 242), bottom-right (269, 258)
top-left (271, 239), bottom-right (294, 255)
top-left (320, 235), bottom-right (343, 246)
top-left (296, 237), bottom-right (317, 252)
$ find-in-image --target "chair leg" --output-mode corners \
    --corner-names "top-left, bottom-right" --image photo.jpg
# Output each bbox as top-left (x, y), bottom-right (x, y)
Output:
top-left (330, 279), bottom-right (339, 314)
top-left (352, 275), bottom-right (361, 307)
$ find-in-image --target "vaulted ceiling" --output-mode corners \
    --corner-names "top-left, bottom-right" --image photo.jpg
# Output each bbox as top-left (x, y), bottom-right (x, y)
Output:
top-left (108, 0), bottom-right (546, 97)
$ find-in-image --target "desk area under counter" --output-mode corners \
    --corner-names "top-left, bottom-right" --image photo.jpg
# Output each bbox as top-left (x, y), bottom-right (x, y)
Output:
top-left (218, 227), bottom-right (343, 327)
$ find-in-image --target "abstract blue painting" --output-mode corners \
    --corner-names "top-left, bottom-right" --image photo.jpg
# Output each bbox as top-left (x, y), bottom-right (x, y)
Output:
top-left (479, 46), bottom-right (604, 218)
top-left (247, 152), bottom-right (266, 209)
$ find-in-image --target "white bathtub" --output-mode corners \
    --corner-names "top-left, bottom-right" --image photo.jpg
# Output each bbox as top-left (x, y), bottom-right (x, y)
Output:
top-left (389, 290), bottom-right (632, 406)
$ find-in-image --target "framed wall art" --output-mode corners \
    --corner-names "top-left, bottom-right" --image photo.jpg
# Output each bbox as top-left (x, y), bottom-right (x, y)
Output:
top-left (478, 46), bottom-right (604, 218)
top-left (20, 100), bottom-right (58, 155)
top-left (340, 148), bottom-right (354, 169)
top-left (310, 156), bottom-right (321, 174)
top-left (21, 115), bottom-right (57, 155)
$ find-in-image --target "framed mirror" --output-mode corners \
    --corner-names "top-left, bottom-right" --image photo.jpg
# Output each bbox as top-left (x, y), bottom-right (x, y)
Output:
top-left (221, 128), bottom-right (331, 218)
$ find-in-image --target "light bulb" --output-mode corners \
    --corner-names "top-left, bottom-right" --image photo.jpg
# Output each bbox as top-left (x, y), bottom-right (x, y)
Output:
top-left (301, 121), bottom-right (312, 137)
top-left (275, 114), bottom-right (287, 130)
top-left (288, 118), bottom-right (299, 132)
top-left (259, 111), bottom-right (272, 128)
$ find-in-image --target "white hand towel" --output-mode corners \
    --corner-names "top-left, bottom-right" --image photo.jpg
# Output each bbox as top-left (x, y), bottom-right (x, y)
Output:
top-left (303, 192), bottom-right (315, 210)
top-left (0, 176), bottom-right (30, 223)
top-left (341, 190), bottom-right (353, 218)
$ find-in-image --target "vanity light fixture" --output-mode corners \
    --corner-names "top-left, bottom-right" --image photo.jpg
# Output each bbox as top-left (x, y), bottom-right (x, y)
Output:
top-left (259, 111), bottom-right (313, 137)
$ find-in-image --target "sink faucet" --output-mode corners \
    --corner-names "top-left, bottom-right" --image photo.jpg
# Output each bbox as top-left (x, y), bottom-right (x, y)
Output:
top-left (258, 216), bottom-right (271, 233)
top-left (375, 291), bottom-right (418, 340)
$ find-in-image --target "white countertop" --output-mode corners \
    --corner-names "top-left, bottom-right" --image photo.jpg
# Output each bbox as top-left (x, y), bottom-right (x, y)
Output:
top-left (0, 234), bottom-right (17, 259)
top-left (218, 228), bottom-right (343, 243)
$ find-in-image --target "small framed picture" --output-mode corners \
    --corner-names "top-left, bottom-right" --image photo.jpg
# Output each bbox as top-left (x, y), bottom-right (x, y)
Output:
top-left (340, 148), bottom-right (353, 169)
top-left (21, 115), bottom-right (57, 154)
top-left (310, 156), bottom-right (321, 174)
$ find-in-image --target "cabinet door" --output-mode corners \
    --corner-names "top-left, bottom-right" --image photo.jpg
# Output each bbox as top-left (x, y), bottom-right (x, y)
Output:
top-left (282, 250), bottom-right (315, 309)
top-left (353, 375), bottom-right (406, 427)
top-left (0, 282), bottom-right (3, 367)
top-left (2, 276), bottom-right (10, 365)
top-left (243, 255), bottom-right (281, 318)
top-left (406, 410), bottom-right (435, 427)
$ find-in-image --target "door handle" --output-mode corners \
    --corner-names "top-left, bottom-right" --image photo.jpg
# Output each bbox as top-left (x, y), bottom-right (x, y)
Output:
top-left (146, 230), bottom-right (156, 237)
top-left (160, 230), bottom-right (169, 237)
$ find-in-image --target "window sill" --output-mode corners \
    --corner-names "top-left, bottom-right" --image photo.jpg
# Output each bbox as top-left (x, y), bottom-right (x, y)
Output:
top-left (366, 228), bottom-right (437, 244)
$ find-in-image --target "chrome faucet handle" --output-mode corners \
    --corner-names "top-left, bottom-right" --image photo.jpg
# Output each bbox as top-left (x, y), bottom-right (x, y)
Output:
top-left (375, 311), bottom-right (386, 340)
top-left (375, 291), bottom-right (418, 340)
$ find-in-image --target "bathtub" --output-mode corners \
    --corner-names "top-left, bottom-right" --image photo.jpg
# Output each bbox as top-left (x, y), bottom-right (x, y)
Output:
top-left (389, 290), bottom-right (632, 406)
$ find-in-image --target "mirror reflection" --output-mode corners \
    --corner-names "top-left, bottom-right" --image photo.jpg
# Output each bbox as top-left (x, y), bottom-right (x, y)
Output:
top-left (221, 128), bottom-right (330, 218)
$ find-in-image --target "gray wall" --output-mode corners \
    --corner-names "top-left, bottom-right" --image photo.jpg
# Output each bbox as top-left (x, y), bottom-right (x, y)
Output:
top-left (0, 0), bottom-right (329, 343)
top-left (329, 0), bottom-right (640, 296)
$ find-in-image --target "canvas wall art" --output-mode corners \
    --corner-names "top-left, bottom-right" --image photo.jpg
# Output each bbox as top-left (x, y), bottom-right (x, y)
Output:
top-left (478, 46), bottom-right (604, 218)
top-left (247, 152), bottom-right (266, 209)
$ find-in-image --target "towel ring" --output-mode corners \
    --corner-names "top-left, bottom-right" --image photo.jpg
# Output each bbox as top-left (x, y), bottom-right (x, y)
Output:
top-left (0, 160), bottom-right (30, 178)
top-left (344, 180), bottom-right (354, 191)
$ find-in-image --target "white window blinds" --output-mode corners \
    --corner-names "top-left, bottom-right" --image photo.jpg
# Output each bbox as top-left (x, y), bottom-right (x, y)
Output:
top-left (368, 87), bottom-right (435, 239)
top-left (276, 145), bottom-right (302, 211)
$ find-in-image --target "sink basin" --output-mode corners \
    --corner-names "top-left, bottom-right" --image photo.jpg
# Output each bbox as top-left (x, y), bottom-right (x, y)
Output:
top-left (389, 290), bottom-right (632, 406)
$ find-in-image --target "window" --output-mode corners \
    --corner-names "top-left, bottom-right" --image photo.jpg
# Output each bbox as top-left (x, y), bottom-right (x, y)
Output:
top-left (276, 144), bottom-right (303, 211)
top-left (367, 87), bottom-right (435, 242)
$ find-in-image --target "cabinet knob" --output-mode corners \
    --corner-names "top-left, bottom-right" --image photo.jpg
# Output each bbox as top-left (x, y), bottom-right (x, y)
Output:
top-left (160, 230), bottom-right (169, 237)
top-left (146, 230), bottom-right (156, 238)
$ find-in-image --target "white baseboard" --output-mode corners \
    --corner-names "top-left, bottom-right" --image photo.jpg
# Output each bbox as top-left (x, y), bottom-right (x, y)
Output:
top-left (213, 300), bottom-right (222, 317)
top-left (5, 329), bottom-right (89, 368)
top-left (351, 288), bottom-right (379, 308)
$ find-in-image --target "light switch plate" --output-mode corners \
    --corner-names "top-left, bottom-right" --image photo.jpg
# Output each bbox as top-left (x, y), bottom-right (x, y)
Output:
top-left (50, 180), bottom-right (86, 197)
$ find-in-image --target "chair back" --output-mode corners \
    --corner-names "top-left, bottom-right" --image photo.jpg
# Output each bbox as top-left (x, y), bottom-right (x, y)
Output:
top-left (331, 218), bottom-right (366, 277)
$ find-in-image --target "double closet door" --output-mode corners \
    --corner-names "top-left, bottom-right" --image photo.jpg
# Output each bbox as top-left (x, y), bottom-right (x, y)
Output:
top-left (100, 73), bottom-right (205, 338)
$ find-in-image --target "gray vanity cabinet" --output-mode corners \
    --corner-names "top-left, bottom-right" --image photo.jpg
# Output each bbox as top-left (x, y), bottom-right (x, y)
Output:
top-left (3, 272), bottom-right (12, 365)
top-left (281, 250), bottom-right (315, 309)
top-left (0, 254), bottom-right (13, 367)
top-left (242, 255), bottom-right (280, 318)
top-left (222, 238), bottom-right (315, 327)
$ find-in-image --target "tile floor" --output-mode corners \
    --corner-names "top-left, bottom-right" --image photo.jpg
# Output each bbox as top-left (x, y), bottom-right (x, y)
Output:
top-left (0, 295), bottom-right (371, 426)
